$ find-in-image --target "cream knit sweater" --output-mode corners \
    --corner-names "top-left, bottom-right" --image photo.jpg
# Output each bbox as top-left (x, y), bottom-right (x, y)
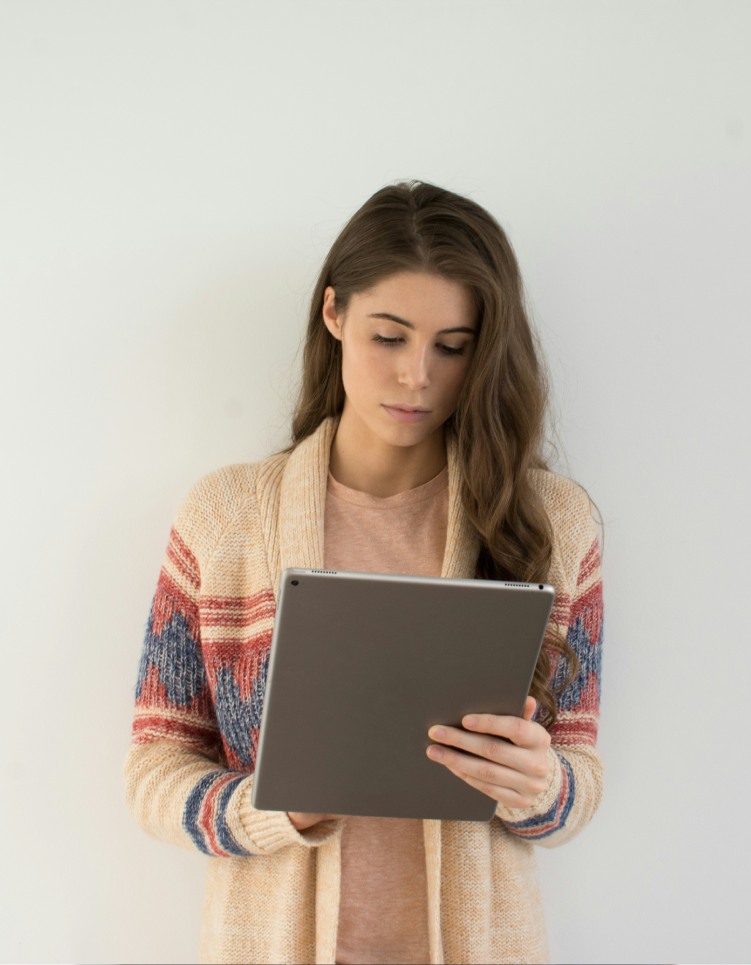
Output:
top-left (124, 417), bottom-right (604, 964)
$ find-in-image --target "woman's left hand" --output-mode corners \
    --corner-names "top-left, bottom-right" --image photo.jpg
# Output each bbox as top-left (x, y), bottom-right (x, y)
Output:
top-left (426, 696), bottom-right (552, 809)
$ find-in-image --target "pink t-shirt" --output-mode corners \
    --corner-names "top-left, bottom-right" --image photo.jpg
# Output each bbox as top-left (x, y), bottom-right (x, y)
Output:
top-left (324, 467), bottom-right (449, 965)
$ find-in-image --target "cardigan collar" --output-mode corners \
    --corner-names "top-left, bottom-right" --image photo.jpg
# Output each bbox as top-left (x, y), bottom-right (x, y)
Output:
top-left (276, 417), bottom-right (479, 592)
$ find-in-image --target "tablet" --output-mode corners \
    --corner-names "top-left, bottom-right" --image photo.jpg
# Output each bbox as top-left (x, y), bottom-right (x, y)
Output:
top-left (251, 568), bottom-right (555, 822)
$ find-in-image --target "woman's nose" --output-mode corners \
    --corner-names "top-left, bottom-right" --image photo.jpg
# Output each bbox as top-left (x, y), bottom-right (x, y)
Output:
top-left (398, 346), bottom-right (430, 390)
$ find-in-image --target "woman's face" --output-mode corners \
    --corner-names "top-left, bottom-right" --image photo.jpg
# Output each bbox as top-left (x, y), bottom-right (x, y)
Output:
top-left (322, 271), bottom-right (478, 454)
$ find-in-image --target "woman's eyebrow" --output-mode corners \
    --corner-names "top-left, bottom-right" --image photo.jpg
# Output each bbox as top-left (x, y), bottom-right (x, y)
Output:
top-left (367, 312), bottom-right (476, 335)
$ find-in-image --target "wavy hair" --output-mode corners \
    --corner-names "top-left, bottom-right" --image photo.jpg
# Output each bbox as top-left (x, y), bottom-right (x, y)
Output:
top-left (291, 180), bottom-right (577, 727)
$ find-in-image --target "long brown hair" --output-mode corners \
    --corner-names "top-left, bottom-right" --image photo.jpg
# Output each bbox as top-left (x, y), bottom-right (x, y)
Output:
top-left (291, 180), bottom-right (576, 727)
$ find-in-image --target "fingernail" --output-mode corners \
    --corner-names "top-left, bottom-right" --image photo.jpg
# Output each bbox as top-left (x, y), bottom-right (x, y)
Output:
top-left (429, 726), bottom-right (446, 739)
top-left (464, 715), bottom-right (478, 728)
top-left (427, 745), bottom-right (443, 760)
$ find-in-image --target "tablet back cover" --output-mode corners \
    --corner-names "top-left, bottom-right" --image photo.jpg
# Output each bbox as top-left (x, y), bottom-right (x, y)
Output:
top-left (251, 569), bottom-right (554, 821)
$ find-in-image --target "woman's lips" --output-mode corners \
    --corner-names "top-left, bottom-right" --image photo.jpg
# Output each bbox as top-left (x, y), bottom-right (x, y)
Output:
top-left (382, 405), bottom-right (431, 423)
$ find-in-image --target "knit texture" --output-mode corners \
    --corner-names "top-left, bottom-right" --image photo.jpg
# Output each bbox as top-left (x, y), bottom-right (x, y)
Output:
top-left (124, 417), bottom-right (604, 964)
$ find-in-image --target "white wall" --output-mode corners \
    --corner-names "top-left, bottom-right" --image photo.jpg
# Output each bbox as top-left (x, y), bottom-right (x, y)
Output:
top-left (1, 1), bottom-right (749, 963)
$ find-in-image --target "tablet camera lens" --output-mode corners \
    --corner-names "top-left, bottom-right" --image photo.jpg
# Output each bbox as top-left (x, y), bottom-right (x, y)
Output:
top-left (538, 584), bottom-right (543, 590)
top-left (291, 580), bottom-right (299, 586)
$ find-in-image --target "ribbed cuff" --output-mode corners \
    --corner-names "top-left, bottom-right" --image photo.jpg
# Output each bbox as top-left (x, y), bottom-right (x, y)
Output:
top-left (494, 745), bottom-right (563, 824)
top-left (236, 784), bottom-right (343, 853)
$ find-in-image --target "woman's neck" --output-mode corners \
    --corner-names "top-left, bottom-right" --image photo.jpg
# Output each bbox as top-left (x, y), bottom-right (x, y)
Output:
top-left (328, 422), bottom-right (447, 498)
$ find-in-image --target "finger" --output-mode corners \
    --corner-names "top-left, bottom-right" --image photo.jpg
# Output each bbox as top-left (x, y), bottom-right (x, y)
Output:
top-left (428, 724), bottom-right (530, 771)
top-left (426, 744), bottom-right (531, 795)
top-left (463, 712), bottom-right (548, 748)
top-left (456, 713), bottom-right (548, 749)
top-left (445, 767), bottom-right (532, 808)
top-left (522, 696), bottom-right (537, 721)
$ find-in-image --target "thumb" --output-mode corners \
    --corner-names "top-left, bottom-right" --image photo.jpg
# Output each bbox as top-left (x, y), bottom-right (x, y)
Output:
top-left (521, 695), bottom-right (537, 721)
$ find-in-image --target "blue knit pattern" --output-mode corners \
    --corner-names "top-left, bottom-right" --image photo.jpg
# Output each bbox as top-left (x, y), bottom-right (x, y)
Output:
top-left (212, 650), bottom-right (270, 770)
top-left (551, 612), bottom-right (603, 713)
top-left (183, 772), bottom-right (252, 857)
top-left (136, 600), bottom-right (207, 707)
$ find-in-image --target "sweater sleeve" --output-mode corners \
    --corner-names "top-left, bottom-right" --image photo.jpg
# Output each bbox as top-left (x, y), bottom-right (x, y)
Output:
top-left (123, 468), bottom-right (341, 857)
top-left (494, 488), bottom-right (604, 847)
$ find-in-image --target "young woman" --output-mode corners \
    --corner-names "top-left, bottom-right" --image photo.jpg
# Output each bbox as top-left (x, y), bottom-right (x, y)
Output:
top-left (125, 181), bottom-right (604, 965)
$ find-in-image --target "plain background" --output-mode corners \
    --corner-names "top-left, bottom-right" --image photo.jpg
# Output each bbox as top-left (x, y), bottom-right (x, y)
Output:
top-left (1, 1), bottom-right (749, 963)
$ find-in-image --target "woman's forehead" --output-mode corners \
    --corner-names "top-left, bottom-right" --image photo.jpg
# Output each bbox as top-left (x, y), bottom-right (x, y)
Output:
top-left (350, 271), bottom-right (476, 330)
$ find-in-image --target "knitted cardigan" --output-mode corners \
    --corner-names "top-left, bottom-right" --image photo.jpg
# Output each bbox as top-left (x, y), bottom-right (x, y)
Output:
top-left (124, 417), bottom-right (604, 965)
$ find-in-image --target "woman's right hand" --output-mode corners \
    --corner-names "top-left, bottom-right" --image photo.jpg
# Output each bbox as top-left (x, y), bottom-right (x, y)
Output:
top-left (287, 811), bottom-right (341, 831)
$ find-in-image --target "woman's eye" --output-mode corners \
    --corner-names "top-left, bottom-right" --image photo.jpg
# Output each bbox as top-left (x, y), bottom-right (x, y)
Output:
top-left (371, 334), bottom-right (466, 356)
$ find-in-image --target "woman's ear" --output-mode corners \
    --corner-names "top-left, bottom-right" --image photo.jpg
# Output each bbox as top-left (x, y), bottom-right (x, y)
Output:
top-left (322, 286), bottom-right (344, 341)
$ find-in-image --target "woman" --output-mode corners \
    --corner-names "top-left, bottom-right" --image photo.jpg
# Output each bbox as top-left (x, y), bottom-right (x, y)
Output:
top-left (125, 180), bottom-right (604, 965)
